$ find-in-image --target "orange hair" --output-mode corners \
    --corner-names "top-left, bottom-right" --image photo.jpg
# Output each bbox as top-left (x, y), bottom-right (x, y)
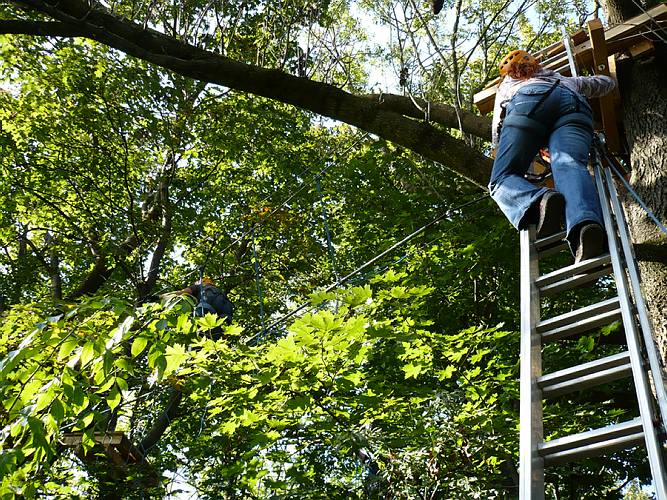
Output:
top-left (506, 59), bottom-right (543, 80)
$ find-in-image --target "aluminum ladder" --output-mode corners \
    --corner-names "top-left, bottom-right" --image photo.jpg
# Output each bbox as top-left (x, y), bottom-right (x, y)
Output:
top-left (518, 139), bottom-right (667, 498)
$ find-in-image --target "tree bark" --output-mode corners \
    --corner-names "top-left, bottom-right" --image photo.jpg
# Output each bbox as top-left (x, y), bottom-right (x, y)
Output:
top-left (619, 49), bottom-right (667, 364)
top-left (137, 180), bottom-right (172, 302)
top-left (604, 0), bottom-right (667, 365)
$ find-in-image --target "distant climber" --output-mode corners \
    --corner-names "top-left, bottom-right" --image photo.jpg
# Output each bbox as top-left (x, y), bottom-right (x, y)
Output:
top-left (177, 276), bottom-right (233, 338)
top-left (489, 49), bottom-right (616, 263)
top-left (432, 0), bottom-right (445, 14)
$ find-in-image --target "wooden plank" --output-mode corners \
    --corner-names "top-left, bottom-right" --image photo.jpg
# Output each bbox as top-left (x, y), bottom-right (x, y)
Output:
top-left (573, 4), bottom-right (667, 57)
top-left (607, 54), bottom-right (622, 104)
top-left (62, 431), bottom-right (126, 446)
top-left (588, 18), bottom-right (622, 153)
top-left (61, 431), bottom-right (145, 464)
top-left (473, 3), bottom-right (667, 113)
top-left (628, 39), bottom-right (655, 58)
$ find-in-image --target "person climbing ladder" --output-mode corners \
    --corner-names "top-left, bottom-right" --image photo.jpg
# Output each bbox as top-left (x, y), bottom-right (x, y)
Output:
top-left (489, 49), bottom-right (617, 263)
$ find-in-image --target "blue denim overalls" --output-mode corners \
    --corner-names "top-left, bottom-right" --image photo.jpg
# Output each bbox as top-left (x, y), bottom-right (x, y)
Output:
top-left (488, 81), bottom-right (604, 246)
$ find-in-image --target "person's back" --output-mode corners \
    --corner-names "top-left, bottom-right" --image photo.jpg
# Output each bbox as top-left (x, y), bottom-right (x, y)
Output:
top-left (182, 277), bottom-right (234, 339)
top-left (192, 283), bottom-right (233, 324)
top-left (488, 50), bottom-right (616, 263)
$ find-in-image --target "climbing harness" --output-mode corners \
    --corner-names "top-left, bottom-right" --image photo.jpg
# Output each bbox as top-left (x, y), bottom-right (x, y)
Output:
top-left (518, 33), bottom-right (667, 499)
top-left (194, 270), bottom-right (217, 318)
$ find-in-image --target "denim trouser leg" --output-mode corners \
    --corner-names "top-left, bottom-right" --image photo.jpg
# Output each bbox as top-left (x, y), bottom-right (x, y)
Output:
top-left (548, 123), bottom-right (604, 244)
top-left (489, 122), bottom-right (548, 230)
top-left (490, 83), bottom-right (605, 237)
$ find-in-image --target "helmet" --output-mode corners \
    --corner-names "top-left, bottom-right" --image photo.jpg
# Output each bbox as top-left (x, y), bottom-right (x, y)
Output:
top-left (201, 276), bottom-right (215, 286)
top-left (499, 50), bottom-right (537, 76)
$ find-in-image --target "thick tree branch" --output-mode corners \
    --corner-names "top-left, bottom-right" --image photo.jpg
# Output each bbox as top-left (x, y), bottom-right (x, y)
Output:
top-left (368, 93), bottom-right (492, 141)
top-left (7, 0), bottom-right (493, 186)
top-left (138, 388), bottom-right (182, 453)
top-left (67, 233), bottom-right (140, 299)
top-left (138, 180), bottom-right (172, 301)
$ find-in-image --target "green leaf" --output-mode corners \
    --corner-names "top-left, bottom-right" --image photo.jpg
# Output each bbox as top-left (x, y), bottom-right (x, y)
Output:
top-left (344, 285), bottom-right (372, 307)
top-left (438, 365), bottom-right (456, 380)
top-left (163, 344), bottom-right (188, 378)
top-left (309, 290), bottom-right (336, 306)
top-left (80, 341), bottom-right (95, 367)
top-left (35, 390), bottom-right (56, 413)
top-left (403, 362), bottom-right (423, 379)
top-left (106, 385), bottom-right (121, 410)
top-left (81, 412), bottom-right (94, 429)
top-left (196, 313), bottom-right (224, 331)
top-left (116, 377), bottom-right (128, 392)
top-left (601, 320), bottom-right (622, 336)
top-left (578, 336), bottom-right (595, 352)
top-left (176, 313), bottom-right (193, 334)
top-left (50, 399), bottom-right (65, 422)
top-left (131, 336), bottom-right (149, 358)
top-left (81, 429), bottom-right (96, 454)
top-left (58, 339), bottom-right (78, 361)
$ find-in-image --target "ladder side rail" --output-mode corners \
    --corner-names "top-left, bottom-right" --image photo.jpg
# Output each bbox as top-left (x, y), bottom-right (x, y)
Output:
top-left (561, 27), bottom-right (579, 77)
top-left (602, 161), bottom-right (667, 434)
top-left (593, 161), bottom-right (667, 498)
top-left (519, 227), bottom-right (545, 499)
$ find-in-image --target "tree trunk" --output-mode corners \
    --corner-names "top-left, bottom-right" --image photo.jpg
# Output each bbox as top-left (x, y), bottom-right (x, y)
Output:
top-left (605, 0), bottom-right (667, 364)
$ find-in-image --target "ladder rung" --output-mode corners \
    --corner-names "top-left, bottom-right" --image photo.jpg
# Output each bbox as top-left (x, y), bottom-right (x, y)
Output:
top-left (543, 432), bottom-right (645, 466)
top-left (537, 255), bottom-right (613, 296)
top-left (539, 418), bottom-right (644, 466)
top-left (538, 351), bottom-right (632, 398)
top-left (536, 254), bottom-right (612, 288)
top-left (539, 267), bottom-right (613, 296)
top-left (535, 231), bottom-right (567, 250)
top-left (538, 297), bottom-right (622, 343)
top-left (535, 231), bottom-right (568, 257)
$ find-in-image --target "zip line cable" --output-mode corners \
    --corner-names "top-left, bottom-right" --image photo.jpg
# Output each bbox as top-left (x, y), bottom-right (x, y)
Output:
top-left (347, 206), bottom-right (493, 285)
top-left (251, 227), bottom-right (266, 333)
top-left (610, 165), bottom-right (667, 236)
top-left (316, 176), bottom-right (339, 281)
top-left (244, 193), bottom-right (491, 344)
top-left (592, 137), bottom-right (667, 236)
top-left (195, 132), bottom-right (370, 280)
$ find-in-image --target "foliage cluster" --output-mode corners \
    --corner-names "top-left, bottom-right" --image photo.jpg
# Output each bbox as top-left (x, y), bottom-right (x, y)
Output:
top-left (0, 0), bottom-right (654, 497)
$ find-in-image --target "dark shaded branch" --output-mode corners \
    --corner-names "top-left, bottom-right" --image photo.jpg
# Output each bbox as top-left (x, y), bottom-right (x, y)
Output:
top-left (634, 241), bottom-right (667, 265)
top-left (8, 0), bottom-right (493, 186)
top-left (369, 93), bottom-right (492, 141)
top-left (67, 233), bottom-right (140, 299)
top-left (138, 388), bottom-right (182, 453)
top-left (138, 180), bottom-right (172, 301)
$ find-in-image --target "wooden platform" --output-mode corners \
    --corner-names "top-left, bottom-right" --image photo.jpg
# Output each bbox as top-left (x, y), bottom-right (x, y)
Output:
top-left (61, 431), bottom-right (160, 487)
top-left (61, 431), bottom-right (145, 465)
top-left (474, 3), bottom-right (667, 115)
